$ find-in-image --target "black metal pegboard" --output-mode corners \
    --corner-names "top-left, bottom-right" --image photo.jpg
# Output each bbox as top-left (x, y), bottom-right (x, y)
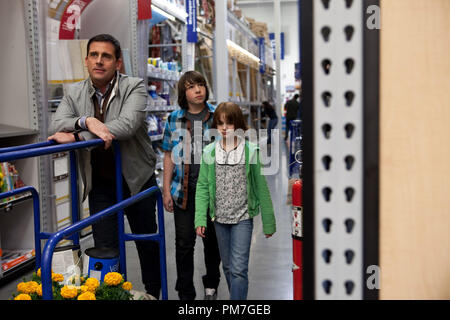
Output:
top-left (300, 0), bottom-right (380, 300)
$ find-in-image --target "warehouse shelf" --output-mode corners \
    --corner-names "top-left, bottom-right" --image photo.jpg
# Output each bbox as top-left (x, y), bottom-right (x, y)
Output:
top-left (147, 70), bottom-right (180, 82)
top-left (0, 124), bottom-right (38, 139)
top-left (0, 193), bottom-right (33, 213)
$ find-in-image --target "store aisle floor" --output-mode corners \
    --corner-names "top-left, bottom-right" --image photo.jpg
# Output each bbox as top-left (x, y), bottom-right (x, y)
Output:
top-left (127, 140), bottom-right (293, 300)
top-left (0, 142), bottom-right (293, 300)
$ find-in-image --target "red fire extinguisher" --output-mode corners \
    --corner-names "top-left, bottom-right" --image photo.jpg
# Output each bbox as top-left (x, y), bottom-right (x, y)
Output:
top-left (292, 179), bottom-right (303, 300)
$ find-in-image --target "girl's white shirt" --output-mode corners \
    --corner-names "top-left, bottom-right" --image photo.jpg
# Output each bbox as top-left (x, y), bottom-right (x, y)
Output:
top-left (215, 137), bottom-right (245, 165)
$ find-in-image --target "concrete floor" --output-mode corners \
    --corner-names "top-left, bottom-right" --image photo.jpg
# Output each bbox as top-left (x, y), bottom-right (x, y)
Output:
top-left (0, 142), bottom-right (293, 300)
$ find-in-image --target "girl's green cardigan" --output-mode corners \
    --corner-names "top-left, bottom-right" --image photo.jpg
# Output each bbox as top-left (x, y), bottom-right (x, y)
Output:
top-left (194, 140), bottom-right (276, 235)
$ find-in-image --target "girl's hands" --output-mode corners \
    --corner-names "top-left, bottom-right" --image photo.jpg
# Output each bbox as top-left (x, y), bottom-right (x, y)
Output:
top-left (265, 233), bottom-right (274, 238)
top-left (163, 191), bottom-right (174, 213)
top-left (196, 226), bottom-right (206, 238)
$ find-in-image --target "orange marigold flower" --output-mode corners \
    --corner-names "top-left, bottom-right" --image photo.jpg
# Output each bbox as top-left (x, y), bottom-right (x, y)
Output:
top-left (17, 281), bottom-right (39, 294)
top-left (77, 292), bottom-right (96, 300)
top-left (85, 278), bottom-right (100, 292)
top-left (60, 285), bottom-right (78, 299)
top-left (80, 285), bottom-right (89, 293)
top-left (103, 272), bottom-right (123, 286)
top-left (14, 294), bottom-right (32, 300)
top-left (36, 284), bottom-right (42, 297)
top-left (52, 273), bottom-right (64, 283)
top-left (26, 281), bottom-right (39, 294)
top-left (122, 281), bottom-right (133, 291)
top-left (17, 282), bottom-right (27, 293)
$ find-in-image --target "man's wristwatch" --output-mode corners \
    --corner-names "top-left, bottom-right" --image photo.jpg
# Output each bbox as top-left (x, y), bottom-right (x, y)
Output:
top-left (73, 132), bottom-right (81, 142)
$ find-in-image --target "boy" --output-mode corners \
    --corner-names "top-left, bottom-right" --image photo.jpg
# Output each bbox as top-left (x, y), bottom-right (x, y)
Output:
top-left (162, 71), bottom-right (221, 300)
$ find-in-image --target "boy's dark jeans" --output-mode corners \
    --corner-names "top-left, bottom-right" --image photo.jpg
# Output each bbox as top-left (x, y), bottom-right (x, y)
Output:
top-left (88, 174), bottom-right (161, 299)
top-left (173, 186), bottom-right (221, 300)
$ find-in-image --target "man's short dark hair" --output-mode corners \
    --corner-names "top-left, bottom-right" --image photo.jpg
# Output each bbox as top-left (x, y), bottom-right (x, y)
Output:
top-left (177, 71), bottom-right (209, 110)
top-left (293, 94), bottom-right (300, 100)
top-left (87, 34), bottom-right (122, 60)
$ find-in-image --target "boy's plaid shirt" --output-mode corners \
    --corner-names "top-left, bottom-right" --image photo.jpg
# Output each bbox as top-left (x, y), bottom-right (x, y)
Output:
top-left (161, 103), bottom-right (215, 209)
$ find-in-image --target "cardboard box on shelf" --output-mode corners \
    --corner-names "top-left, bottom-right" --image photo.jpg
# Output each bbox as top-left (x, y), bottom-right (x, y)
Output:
top-left (245, 17), bottom-right (255, 25)
top-left (227, 0), bottom-right (237, 10)
top-left (244, 17), bottom-right (270, 45)
top-left (250, 68), bottom-right (258, 101)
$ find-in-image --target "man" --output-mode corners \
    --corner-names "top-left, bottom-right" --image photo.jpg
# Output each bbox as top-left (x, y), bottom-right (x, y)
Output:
top-left (48, 34), bottom-right (161, 299)
top-left (262, 101), bottom-right (278, 145)
top-left (162, 71), bottom-right (221, 300)
top-left (284, 93), bottom-right (300, 141)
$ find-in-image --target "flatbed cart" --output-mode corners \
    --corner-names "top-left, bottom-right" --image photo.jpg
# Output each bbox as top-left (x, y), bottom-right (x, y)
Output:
top-left (0, 140), bottom-right (168, 300)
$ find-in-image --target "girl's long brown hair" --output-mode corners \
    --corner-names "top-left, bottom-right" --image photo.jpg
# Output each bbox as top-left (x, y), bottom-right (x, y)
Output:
top-left (212, 102), bottom-right (248, 131)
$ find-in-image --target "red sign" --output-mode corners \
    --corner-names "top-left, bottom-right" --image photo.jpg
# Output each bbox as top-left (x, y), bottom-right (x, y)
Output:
top-left (138, 0), bottom-right (152, 20)
top-left (59, 0), bottom-right (93, 39)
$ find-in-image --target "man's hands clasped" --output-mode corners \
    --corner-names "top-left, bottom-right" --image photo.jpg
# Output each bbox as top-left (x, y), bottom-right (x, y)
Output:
top-left (48, 117), bottom-right (115, 149)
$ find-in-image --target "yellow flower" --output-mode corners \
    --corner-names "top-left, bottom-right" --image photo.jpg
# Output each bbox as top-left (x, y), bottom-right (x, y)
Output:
top-left (17, 282), bottom-right (27, 293)
top-left (17, 281), bottom-right (39, 294)
top-left (80, 285), bottom-right (89, 293)
top-left (122, 281), bottom-right (132, 291)
top-left (103, 272), bottom-right (123, 286)
top-left (84, 278), bottom-right (100, 292)
top-left (37, 268), bottom-right (54, 278)
top-left (36, 285), bottom-right (42, 297)
top-left (52, 273), bottom-right (64, 283)
top-left (27, 281), bottom-right (39, 294)
top-left (77, 292), bottom-right (96, 300)
top-left (14, 294), bottom-right (32, 300)
top-left (60, 285), bottom-right (78, 299)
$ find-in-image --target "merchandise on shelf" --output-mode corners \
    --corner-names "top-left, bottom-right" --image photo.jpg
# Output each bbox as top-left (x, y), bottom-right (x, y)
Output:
top-left (146, 115), bottom-right (166, 137)
top-left (148, 85), bottom-right (170, 109)
top-left (1, 249), bottom-right (35, 273)
top-left (153, 145), bottom-right (165, 171)
top-left (0, 162), bottom-right (28, 204)
top-left (147, 58), bottom-right (180, 81)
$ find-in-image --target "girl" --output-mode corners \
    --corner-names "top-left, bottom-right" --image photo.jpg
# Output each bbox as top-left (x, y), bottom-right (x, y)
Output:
top-left (195, 102), bottom-right (276, 300)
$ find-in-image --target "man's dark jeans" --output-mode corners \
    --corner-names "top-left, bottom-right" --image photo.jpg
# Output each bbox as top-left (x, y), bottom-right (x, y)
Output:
top-left (173, 186), bottom-right (221, 300)
top-left (88, 174), bottom-right (161, 299)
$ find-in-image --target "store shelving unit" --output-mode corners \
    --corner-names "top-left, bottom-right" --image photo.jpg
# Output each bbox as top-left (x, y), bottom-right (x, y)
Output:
top-left (1, 0), bottom-right (148, 282)
top-left (228, 10), bottom-right (276, 131)
top-left (141, 1), bottom-right (188, 186)
top-left (0, 0), bottom-right (47, 281)
top-left (202, 7), bottom-right (275, 131)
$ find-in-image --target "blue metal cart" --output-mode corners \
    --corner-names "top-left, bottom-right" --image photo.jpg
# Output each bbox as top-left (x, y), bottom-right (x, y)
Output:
top-left (0, 140), bottom-right (168, 300)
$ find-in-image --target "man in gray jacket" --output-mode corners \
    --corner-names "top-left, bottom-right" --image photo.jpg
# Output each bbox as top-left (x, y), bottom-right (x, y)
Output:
top-left (48, 34), bottom-right (161, 299)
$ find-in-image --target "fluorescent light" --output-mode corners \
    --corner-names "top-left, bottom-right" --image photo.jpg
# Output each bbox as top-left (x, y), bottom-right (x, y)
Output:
top-left (151, 5), bottom-right (176, 21)
top-left (226, 39), bottom-right (260, 63)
